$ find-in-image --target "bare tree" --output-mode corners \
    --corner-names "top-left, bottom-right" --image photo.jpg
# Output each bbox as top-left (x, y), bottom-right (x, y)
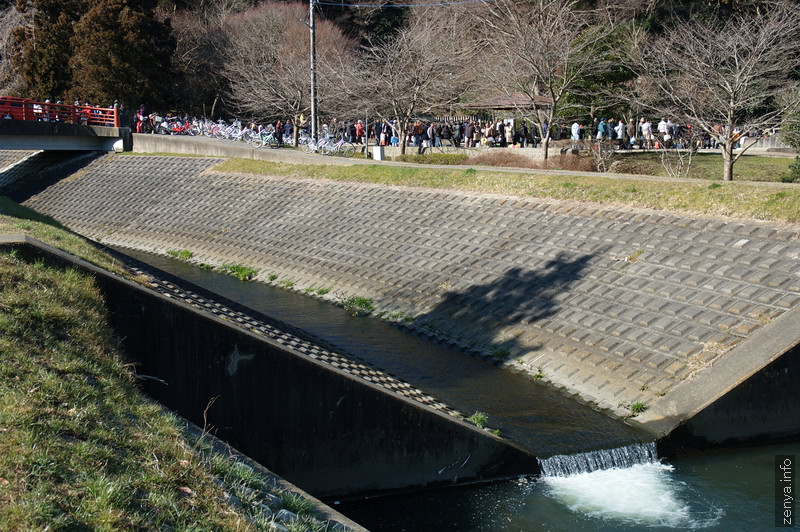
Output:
top-left (219, 2), bottom-right (356, 143)
top-left (626, 2), bottom-right (800, 181)
top-left (350, 7), bottom-right (475, 155)
top-left (162, 0), bottom-right (260, 118)
top-left (477, 0), bottom-right (616, 159)
top-left (657, 129), bottom-right (701, 179)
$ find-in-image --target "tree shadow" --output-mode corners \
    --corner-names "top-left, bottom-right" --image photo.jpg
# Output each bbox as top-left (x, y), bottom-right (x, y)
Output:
top-left (415, 250), bottom-right (602, 361)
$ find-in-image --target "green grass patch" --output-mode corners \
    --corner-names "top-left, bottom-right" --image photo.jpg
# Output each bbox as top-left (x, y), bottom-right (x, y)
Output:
top-left (213, 158), bottom-right (800, 223)
top-left (615, 152), bottom-right (794, 182)
top-left (785, 156), bottom-right (800, 183)
top-left (0, 197), bottom-right (129, 278)
top-left (315, 287), bottom-right (331, 295)
top-left (490, 348), bottom-right (510, 361)
top-left (219, 262), bottom-right (258, 281)
top-left (166, 249), bottom-right (194, 261)
top-left (387, 310), bottom-right (415, 323)
top-left (629, 401), bottom-right (648, 416)
top-left (393, 153), bottom-right (469, 165)
top-left (0, 251), bottom-right (255, 530)
top-left (467, 411), bottom-right (489, 429)
top-left (342, 296), bottom-right (375, 316)
top-left (280, 492), bottom-right (316, 516)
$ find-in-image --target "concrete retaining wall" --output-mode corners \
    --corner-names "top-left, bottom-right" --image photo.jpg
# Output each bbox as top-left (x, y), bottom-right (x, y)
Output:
top-left (6, 150), bottom-right (800, 450)
top-left (657, 340), bottom-right (800, 453)
top-left (0, 120), bottom-right (131, 151)
top-left (5, 236), bottom-right (535, 499)
top-left (132, 132), bottom-right (547, 163)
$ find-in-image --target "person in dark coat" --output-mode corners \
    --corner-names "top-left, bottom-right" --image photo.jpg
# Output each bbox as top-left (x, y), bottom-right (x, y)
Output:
top-left (441, 123), bottom-right (452, 145)
top-left (275, 119), bottom-right (284, 146)
top-left (464, 122), bottom-right (474, 148)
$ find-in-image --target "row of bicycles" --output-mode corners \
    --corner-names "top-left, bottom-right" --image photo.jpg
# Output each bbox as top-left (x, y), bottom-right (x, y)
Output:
top-left (299, 136), bottom-right (357, 157)
top-left (140, 115), bottom-right (359, 157)
top-left (207, 120), bottom-right (358, 156)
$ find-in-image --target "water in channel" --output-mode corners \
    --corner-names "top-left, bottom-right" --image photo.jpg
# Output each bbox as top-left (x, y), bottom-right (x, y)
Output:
top-left (119, 249), bottom-right (797, 531)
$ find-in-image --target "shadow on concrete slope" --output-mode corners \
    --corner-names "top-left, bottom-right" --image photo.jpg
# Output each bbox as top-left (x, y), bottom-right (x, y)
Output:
top-left (0, 150), bottom-right (103, 203)
top-left (416, 250), bottom-right (599, 360)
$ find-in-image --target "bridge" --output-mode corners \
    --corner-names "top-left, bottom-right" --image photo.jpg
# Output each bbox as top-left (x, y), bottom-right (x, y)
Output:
top-left (0, 97), bottom-right (131, 151)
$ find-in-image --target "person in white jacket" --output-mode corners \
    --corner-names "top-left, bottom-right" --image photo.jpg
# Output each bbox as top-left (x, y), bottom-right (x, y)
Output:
top-left (571, 121), bottom-right (580, 141)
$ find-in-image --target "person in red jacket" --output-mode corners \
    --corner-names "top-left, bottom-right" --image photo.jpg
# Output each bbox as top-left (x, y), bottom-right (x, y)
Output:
top-left (355, 120), bottom-right (364, 144)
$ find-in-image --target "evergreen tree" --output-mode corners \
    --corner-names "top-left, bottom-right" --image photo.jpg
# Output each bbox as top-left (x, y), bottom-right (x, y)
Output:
top-left (69, 0), bottom-right (174, 108)
top-left (13, 0), bottom-right (86, 99)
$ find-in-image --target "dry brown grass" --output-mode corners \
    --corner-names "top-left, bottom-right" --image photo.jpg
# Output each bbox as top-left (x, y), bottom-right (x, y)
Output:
top-left (532, 153), bottom-right (597, 172)
top-left (467, 151), bottom-right (597, 172)
top-left (467, 151), bottom-right (537, 168)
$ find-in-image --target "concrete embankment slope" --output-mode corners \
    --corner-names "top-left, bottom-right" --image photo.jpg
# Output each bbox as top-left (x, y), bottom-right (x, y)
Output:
top-left (5, 152), bottom-right (800, 448)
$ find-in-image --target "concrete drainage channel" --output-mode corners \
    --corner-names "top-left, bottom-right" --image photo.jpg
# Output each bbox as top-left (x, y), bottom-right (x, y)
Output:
top-left (1, 235), bottom-right (537, 525)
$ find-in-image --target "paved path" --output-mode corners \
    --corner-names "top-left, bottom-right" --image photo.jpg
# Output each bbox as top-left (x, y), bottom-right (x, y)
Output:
top-left (9, 151), bottom-right (800, 424)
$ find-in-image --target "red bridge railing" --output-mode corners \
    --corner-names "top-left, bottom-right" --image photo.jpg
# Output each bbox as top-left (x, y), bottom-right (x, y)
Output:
top-left (0, 97), bottom-right (120, 127)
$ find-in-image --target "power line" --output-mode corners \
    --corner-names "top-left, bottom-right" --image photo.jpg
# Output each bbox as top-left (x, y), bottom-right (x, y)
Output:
top-left (315, 0), bottom-right (490, 7)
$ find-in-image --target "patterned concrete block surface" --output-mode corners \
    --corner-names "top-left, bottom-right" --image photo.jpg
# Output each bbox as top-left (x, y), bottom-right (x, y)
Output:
top-left (11, 153), bottom-right (800, 417)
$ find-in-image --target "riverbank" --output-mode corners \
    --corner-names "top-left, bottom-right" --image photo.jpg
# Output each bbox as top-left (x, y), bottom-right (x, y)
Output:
top-left (10, 150), bottom-right (800, 443)
top-left (0, 203), bottom-right (360, 531)
top-left (215, 157), bottom-right (800, 223)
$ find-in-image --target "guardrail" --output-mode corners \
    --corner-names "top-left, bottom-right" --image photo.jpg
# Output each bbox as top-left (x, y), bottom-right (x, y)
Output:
top-left (0, 96), bottom-right (119, 127)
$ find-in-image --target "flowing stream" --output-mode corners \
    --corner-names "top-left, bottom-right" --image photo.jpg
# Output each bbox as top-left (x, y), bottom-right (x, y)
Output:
top-left (117, 248), bottom-right (797, 531)
top-left (116, 248), bottom-right (647, 456)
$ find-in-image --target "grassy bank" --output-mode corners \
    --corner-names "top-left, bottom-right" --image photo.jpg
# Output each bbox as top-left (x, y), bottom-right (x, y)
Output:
top-left (0, 249), bottom-right (259, 529)
top-left (0, 197), bottom-right (129, 277)
top-left (0, 201), bottom-right (342, 531)
top-left (215, 158), bottom-right (800, 223)
top-left (614, 152), bottom-right (795, 182)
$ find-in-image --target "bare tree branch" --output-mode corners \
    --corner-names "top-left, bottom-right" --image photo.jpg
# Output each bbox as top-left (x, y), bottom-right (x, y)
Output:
top-left (219, 2), bottom-right (358, 131)
top-left (625, 1), bottom-right (800, 180)
top-left (341, 6), bottom-right (476, 154)
top-left (475, 0), bottom-right (617, 159)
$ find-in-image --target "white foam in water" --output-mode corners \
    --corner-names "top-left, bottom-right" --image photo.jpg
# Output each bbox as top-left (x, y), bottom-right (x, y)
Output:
top-left (540, 445), bottom-right (723, 529)
top-left (544, 463), bottom-right (694, 527)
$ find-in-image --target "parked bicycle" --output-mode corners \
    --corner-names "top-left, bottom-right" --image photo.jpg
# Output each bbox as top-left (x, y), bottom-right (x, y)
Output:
top-left (301, 136), bottom-right (329, 154)
top-left (251, 126), bottom-right (280, 149)
top-left (319, 136), bottom-right (355, 157)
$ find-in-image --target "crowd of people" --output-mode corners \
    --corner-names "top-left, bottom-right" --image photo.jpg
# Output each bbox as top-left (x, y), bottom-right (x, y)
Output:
top-left (317, 116), bottom-right (754, 153)
top-left (1, 97), bottom-right (123, 125)
top-left (129, 102), bottom-right (762, 153)
top-left (318, 118), bottom-right (549, 153)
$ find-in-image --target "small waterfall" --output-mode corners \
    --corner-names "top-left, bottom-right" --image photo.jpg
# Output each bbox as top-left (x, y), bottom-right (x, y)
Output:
top-left (538, 441), bottom-right (658, 477)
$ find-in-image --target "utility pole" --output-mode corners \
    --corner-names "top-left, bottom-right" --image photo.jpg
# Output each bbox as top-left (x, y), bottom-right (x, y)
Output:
top-left (309, 0), bottom-right (318, 142)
